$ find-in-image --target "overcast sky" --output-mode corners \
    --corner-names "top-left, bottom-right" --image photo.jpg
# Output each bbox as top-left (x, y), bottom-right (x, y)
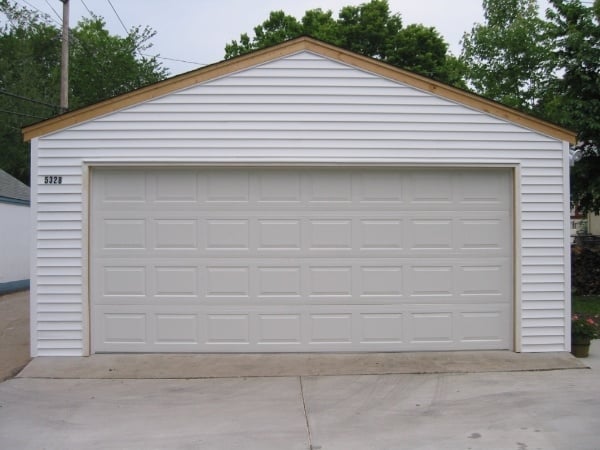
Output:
top-left (20, 0), bottom-right (552, 76)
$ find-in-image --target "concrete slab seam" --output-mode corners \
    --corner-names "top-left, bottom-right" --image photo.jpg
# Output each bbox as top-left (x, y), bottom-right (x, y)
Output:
top-left (299, 376), bottom-right (317, 450)
top-left (15, 366), bottom-right (591, 381)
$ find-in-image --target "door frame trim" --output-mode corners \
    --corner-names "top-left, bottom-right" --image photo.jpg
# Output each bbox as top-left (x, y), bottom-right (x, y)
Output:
top-left (82, 160), bottom-right (519, 355)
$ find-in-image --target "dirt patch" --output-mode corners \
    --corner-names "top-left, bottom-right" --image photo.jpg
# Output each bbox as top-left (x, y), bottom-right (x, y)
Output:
top-left (0, 290), bottom-right (30, 381)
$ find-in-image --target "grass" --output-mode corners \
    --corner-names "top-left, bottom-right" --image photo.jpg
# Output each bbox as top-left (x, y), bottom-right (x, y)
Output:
top-left (572, 295), bottom-right (600, 315)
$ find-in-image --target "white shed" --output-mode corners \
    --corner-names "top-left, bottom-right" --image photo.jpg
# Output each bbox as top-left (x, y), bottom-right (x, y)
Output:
top-left (0, 169), bottom-right (30, 294)
top-left (23, 37), bottom-right (575, 356)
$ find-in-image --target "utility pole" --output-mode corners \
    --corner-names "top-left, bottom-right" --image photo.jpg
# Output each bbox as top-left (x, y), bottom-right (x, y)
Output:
top-left (60, 0), bottom-right (69, 112)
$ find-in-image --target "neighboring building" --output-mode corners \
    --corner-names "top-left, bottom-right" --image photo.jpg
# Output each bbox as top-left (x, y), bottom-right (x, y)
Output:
top-left (588, 213), bottom-right (600, 236)
top-left (0, 169), bottom-right (30, 294)
top-left (571, 211), bottom-right (600, 241)
top-left (23, 37), bottom-right (576, 357)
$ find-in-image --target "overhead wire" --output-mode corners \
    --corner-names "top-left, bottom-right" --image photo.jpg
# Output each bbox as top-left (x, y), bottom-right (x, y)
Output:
top-left (105, 0), bottom-right (128, 34)
top-left (0, 108), bottom-right (48, 120)
top-left (80, 0), bottom-right (92, 16)
top-left (0, 88), bottom-right (60, 110)
top-left (101, 0), bottom-right (205, 68)
top-left (140, 53), bottom-right (205, 67)
top-left (13, 0), bottom-right (206, 75)
top-left (17, 0), bottom-right (61, 26)
top-left (43, 0), bottom-right (62, 23)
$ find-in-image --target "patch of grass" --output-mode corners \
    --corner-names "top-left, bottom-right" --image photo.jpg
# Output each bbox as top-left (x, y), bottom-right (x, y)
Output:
top-left (572, 296), bottom-right (600, 315)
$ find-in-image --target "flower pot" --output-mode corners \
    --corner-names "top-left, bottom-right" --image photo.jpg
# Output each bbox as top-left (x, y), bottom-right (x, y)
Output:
top-left (571, 336), bottom-right (591, 358)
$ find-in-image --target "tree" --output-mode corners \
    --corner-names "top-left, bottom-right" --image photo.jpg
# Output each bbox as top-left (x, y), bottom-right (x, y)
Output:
top-left (543, 0), bottom-right (600, 213)
top-left (224, 0), bottom-right (465, 86)
top-left (0, 3), bottom-right (61, 182)
top-left (461, 0), bottom-right (600, 214)
top-left (0, 0), bottom-right (168, 184)
top-left (69, 17), bottom-right (168, 109)
top-left (460, 0), bottom-right (555, 112)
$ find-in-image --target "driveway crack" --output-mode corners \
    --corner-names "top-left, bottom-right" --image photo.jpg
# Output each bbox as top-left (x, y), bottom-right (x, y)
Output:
top-left (299, 376), bottom-right (319, 450)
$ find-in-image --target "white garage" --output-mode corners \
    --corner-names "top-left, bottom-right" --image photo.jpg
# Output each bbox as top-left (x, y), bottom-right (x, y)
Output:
top-left (24, 37), bottom-right (575, 356)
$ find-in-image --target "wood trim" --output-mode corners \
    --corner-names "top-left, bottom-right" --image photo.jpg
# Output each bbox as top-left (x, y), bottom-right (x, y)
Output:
top-left (23, 36), bottom-right (576, 144)
top-left (562, 141), bottom-right (572, 351)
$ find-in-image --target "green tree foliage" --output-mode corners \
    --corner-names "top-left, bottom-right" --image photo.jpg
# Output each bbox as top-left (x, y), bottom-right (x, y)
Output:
top-left (70, 18), bottom-right (168, 109)
top-left (461, 0), bottom-right (600, 214)
top-left (460, 0), bottom-right (554, 111)
top-left (544, 0), bottom-right (600, 213)
top-left (0, 2), bottom-right (61, 182)
top-left (224, 0), bottom-right (465, 86)
top-left (0, 0), bottom-right (168, 184)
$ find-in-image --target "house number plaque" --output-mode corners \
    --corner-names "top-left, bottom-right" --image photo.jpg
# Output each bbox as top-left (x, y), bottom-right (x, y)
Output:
top-left (44, 176), bottom-right (63, 184)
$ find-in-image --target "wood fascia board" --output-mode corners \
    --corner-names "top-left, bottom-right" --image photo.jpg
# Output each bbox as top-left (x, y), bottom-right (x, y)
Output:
top-left (303, 39), bottom-right (576, 144)
top-left (22, 39), bottom-right (310, 141)
top-left (23, 36), bottom-right (576, 144)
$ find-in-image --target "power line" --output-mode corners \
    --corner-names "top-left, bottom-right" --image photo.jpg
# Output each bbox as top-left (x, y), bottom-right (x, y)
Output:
top-left (0, 88), bottom-right (60, 110)
top-left (0, 109), bottom-right (49, 120)
top-left (14, 1), bottom-right (207, 75)
top-left (140, 53), bottom-right (205, 67)
top-left (105, 0), bottom-right (128, 34)
top-left (18, 0), bottom-right (61, 26)
top-left (100, 0), bottom-right (205, 69)
top-left (80, 0), bottom-right (92, 16)
top-left (101, 0), bottom-right (209, 69)
top-left (7, 124), bottom-right (25, 133)
top-left (43, 0), bottom-right (61, 23)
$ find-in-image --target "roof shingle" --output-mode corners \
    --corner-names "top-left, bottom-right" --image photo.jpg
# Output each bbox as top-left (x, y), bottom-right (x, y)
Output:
top-left (0, 169), bottom-right (30, 204)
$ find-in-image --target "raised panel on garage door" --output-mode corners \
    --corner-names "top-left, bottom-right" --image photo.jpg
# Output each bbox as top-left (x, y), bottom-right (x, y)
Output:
top-left (90, 167), bottom-right (513, 352)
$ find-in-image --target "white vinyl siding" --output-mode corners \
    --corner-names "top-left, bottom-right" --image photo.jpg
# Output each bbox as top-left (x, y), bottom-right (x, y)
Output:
top-left (32, 51), bottom-right (568, 355)
top-left (0, 202), bottom-right (30, 286)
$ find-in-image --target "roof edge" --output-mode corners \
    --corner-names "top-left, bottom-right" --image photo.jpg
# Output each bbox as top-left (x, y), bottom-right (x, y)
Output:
top-left (23, 38), bottom-right (313, 141)
top-left (307, 39), bottom-right (576, 144)
top-left (23, 36), bottom-right (577, 144)
top-left (0, 196), bottom-right (30, 206)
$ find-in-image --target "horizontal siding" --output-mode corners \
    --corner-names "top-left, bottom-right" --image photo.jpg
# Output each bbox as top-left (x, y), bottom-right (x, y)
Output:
top-left (522, 318), bottom-right (565, 327)
top-left (36, 349), bottom-right (82, 356)
top-left (37, 303), bottom-right (82, 313)
top-left (33, 294), bottom-right (82, 304)
top-left (39, 149), bottom-right (562, 161)
top-left (33, 50), bottom-right (568, 355)
top-left (521, 184), bottom-right (562, 194)
top-left (39, 141), bottom-right (560, 153)
top-left (37, 275), bottom-right (82, 286)
top-left (522, 292), bottom-right (565, 302)
top-left (37, 285), bottom-right (82, 295)
top-left (38, 230), bottom-right (82, 240)
top-left (37, 321), bottom-right (82, 331)
top-left (36, 312), bottom-right (82, 323)
top-left (37, 340), bottom-right (82, 350)
top-left (89, 114), bottom-right (505, 127)
top-left (522, 326), bottom-right (564, 336)
top-left (522, 273), bottom-right (565, 283)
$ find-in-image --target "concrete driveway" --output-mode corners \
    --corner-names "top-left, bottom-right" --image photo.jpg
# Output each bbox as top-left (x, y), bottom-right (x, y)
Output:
top-left (0, 344), bottom-right (598, 449)
top-left (1, 289), bottom-right (599, 449)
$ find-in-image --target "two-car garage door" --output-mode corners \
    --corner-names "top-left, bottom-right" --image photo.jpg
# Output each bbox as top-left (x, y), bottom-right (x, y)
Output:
top-left (90, 167), bottom-right (513, 352)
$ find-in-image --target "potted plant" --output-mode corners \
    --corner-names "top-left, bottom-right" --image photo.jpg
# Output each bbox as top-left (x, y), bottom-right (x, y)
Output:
top-left (571, 313), bottom-right (600, 357)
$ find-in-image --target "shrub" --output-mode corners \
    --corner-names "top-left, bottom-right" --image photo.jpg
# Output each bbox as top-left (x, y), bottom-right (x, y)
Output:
top-left (572, 245), bottom-right (600, 295)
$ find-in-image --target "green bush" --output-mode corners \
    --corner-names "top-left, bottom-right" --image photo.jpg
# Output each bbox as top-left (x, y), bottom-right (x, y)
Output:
top-left (572, 245), bottom-right (600, 296)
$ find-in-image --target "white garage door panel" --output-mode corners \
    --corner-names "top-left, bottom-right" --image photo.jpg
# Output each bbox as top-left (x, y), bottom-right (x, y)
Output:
top-left (93, 304), bottom-right (511, 351)
top-left (91, 167), bottom-right (513, 352)
top-left (92, 258), bottom-right (511, 304)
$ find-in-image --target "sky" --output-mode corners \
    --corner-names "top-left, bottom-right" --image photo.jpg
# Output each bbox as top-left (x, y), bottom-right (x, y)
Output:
top-left (18, 0), bottom-right (552, 76)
